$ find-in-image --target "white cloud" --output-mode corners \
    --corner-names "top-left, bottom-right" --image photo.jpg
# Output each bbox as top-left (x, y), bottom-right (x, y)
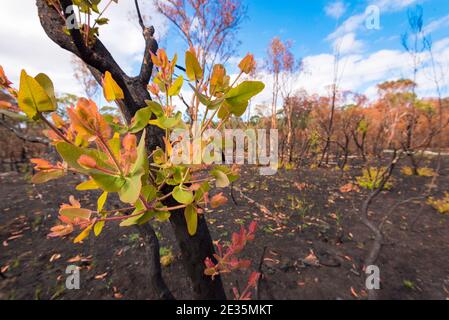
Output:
top-left (334, 32), bottom-right (365, 54)
top-left (424, 13), bottom-right (449, 36)
top-left (325, 1), bottom-right (347, 20)
top-left (250, 38), bottom-right (449, 112)
top-left (0, 1), bottom-right (168, 98)
top-left (374, 0), bottom-right (419, 11)
top-left (327, 0), bottom-right (419, 41)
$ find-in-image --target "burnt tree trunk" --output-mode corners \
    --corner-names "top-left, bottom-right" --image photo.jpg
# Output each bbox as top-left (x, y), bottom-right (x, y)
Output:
top-left (36, 0), bottom-right (226, 300)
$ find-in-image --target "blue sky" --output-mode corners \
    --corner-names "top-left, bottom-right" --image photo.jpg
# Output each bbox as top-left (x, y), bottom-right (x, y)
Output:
top-left (160, 0), bottom-right (449, 60)
top-left (157, 0), bottom-right (449, 106)
top-left (237, 0), bottom-right (449, 57)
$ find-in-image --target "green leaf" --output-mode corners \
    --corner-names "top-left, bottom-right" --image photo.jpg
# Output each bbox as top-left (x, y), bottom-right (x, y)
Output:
top-left (152, 148), bottom-right (166, 166)
top-left (56, 142), bottom-right (125, 192)
top-left (76, 179), bottom-right (99, 191)
top-left (173, 185), bottom-right (194, 205)
top-left (94, 220), bottom-right (105, 236)
top-left (215, 165), bottom-right (239, 183)
top-left (60, 208), bottom-right (92, 220)
top-left (120, 212), bottom-right (145, 227)
top-left (31, 170), bottom-right (65, 184)
top-left (18, 70), bottom-right (56, 119)
top-left (145, 100), bottom-right (164, 117)
top-left (189, 83), bottom-right (223, 110)
top-left (34, 73), bottom-right (57, 108)
top-left (108, 133), bottom-right (121, 158)
top-left (129, 107), bottom-right (152, 133)
top-left (141, 184), bottom-right (158, 202)
top-left (168, 76), bottom-right (184, 96)
top-left (95, 17), bottom-right (109, 25)
top-left (225, 81), bottom-right (265, 116)
top-left (149, 112), bottom-right (182, 130)
top-left (56, 142), bottom-right (115, 174)
top-left (184, 205), bottom-right (198, 236)
top-left (103, 71), bottom-right (124, 102)
top-left (185, 51), bottom-right (203, 81)
top-left (211, 169), bottom-right (230, 188)
top-left (217, 102), bottom-right (231, 120)
top-left (90, 174), bottom-right (126, 192)
top-left (194, 182), bottom-right (210, 201)
top-left (56, 143), bottom-right (125, 192)
top-left (118, 174), bottom-right (143, 204)
top-left (131, 130), bottom-right (147, 175)
top-left (173, 167), bottom-right (184, 185)
top-left (0, 109), bottom-right (28, 121)
top-left (153, 211), bottom-right (171, 222)
top-left (97, 192), bottom-right (108, 212)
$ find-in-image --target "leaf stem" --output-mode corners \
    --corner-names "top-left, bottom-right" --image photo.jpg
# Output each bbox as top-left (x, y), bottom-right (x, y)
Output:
top-left (97, 134), bottom-right (124, 176)
top-left (38, 113), bottom-right (72, 145)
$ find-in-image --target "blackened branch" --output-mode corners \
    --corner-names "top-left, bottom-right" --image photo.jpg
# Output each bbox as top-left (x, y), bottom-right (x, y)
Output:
top-left (134, 0), bottom-right (158, 85)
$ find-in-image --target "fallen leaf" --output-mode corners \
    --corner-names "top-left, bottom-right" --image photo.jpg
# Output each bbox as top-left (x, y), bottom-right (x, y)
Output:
top-left (339, 183), bottom-right (360, 193)
top-left (7, 234), bottom-right (23, 241)
top-left (294, 182), bottom-right (307, 190)
top-left (303, 250), bottom-right (319, 266)
top-left (67, 255), bottom-right (92, 263)
top-left (95, 272), bottom-right (108, 280)
top-left (350, 287), bottom-right (359, 298)
top-left (49, 253), bottom-right (62, 262)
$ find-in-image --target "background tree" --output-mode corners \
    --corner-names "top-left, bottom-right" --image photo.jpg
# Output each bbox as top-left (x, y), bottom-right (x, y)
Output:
top-left (155, 0), bottom-right (246, 121)
top-left (72, 56), bottom-right (100, 99)
top-left (265, 37), bottom-right (294, 129)
top-left (401, 5), bottom-right (429, 174)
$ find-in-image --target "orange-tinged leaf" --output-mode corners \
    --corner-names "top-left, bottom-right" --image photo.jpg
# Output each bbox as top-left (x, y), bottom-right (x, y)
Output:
top-left (210, 64), bottom-right (226, 92)
top-left (340, 183), bottom-right (359, 193)
top-left (0, 65), bottom-right (12, 88)
top-left (59, 196), bottom-right (92, 221)
top-left (51, 112), bottom-right (65, 128)
top-left (122, 133), bottom-right (137, 151)
top-left (68, 98), bottom-right (111, 140)
top-left (210, 193), bottom-right (228, 209)
top-left (77, 155), bottom-right (97, 169)
top-left (30, 158), bottom-right (54, 171)
top-left (47, 224), bottom-right (74, 238)
top-left (238, 54), bottom-right (256, 74)
top-left (150, 51), bottom-right (161, 67)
